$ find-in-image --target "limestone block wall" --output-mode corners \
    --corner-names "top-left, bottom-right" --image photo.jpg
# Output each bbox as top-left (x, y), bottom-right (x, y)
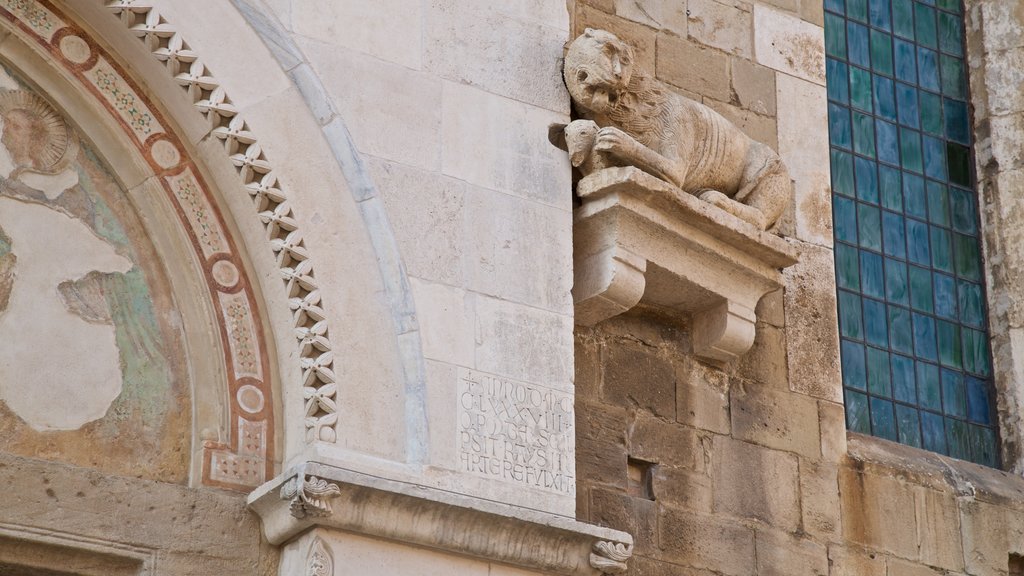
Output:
top-left (571, 1), bottom-right (1024, 575)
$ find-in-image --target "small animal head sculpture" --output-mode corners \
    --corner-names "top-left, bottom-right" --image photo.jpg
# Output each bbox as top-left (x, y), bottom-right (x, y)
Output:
top-left (564, 29), bottom-right (635, 114)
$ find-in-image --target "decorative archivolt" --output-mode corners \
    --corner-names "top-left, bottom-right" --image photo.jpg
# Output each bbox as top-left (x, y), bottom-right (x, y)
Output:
top-left (100, 0), bottom-right (340, 443)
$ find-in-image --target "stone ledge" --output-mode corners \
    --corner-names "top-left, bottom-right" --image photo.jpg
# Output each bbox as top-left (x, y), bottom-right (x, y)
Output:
top-left (573, 167), bottom-right (799, 363)
top-left (247, 462), bottom-right (634, 576)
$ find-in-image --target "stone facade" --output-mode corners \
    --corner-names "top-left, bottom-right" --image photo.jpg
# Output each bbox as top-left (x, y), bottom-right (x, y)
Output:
top-left (0, 1), bottom-right (1022, 575)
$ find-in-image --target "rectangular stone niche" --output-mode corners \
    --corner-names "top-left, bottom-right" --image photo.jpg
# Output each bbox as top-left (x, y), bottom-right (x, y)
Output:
top-left (573, 167), bottom-right (799, 363)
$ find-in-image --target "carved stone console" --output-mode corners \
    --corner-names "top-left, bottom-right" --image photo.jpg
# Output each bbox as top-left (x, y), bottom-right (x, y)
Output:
top-left (249, 462), bottom-right (634, 576)
top-left (573, 167), bottom-right (799, 363)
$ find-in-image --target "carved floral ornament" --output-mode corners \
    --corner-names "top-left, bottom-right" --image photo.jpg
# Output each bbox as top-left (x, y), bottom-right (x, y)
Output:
top-left (552, 29), bottom-right (799, 362)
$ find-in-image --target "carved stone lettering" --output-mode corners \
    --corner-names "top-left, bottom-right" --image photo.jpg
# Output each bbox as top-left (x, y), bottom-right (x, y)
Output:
top-left (457, 369), bottom-right (575, 495)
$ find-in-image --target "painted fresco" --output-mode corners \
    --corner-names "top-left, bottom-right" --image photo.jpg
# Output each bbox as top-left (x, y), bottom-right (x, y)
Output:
top-left (0, 66), bottom-right (189, 482)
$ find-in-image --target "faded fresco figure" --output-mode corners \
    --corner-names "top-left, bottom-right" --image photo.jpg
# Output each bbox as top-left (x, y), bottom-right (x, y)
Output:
top-left (0, 90), bottom-right (132, 431)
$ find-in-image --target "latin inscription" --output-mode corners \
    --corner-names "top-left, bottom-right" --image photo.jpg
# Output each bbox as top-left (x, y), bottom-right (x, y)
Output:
top-left (457, 368), bottom-right (575, 495)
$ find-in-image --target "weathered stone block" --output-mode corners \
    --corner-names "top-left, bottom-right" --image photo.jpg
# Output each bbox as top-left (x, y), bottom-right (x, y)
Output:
top-left (293, 0), bottom-right (423, 69)
top-left (885, 559), bottom-right (948, 576)
top-left (604, 341), bottom-right (677, 419)
top-left (756, 289), bottom-right (785, 328)
top-left (818, 400), bottom-right (848, 462)
top-left (754, 529), bottom-right (828, 576)
top-left (628, 412), bottom-right (701, 470)
top-left (735, 322), bottom-right (789, 390)
top-left (656, 33), bottom-right (732, 102)
top-left (591, 488), bottom-right (658, 555)
top-left (659, 507), bottom-right (756, 576)
top-left (777, 73), bottom-right (832, 247)
top-left (800, 0), bottom-right (825, 26)
top-left (732, 57), bottom-right (777, 117)
top-left (838, 468), bottom-right (918, 559)
top-left (652, 466), bottom-right (714, 514)
top-left (800, 460), bottom-right (841, 541)
top-left (612, 0), bottom-right (687, 37)
top-left (704, 98), bottom-right (779, 150)
top-left (576, 399), bottom-right (629, 488)
top-left (676, 364), bottom-right (731, 435)
top-left (784, 242), bottom-right (843, 402)
top-left (826, 545), bottom-right (886, 576)
top-left (915, 486), bottom-right (966, 572)
top-left (731, 382), bottom-right (821, 458)
top-left (960, 500), bottom-right (1008, 576)
top-left (711, 436), bottom-right (801, 532)
top-left (753, 4), bottom-right (825, 85)
top-left (687, 0), bottom-right (753, 57)
top-left (574, 331), bottom-right (603, 401)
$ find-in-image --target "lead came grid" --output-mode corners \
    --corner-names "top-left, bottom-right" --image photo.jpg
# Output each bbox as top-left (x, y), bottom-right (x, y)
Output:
top-left (824, 0), bottom-right (998, 466)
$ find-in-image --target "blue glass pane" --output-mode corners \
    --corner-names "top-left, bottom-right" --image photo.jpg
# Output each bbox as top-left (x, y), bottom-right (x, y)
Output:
top-left (870, 0), bottom-right (892, 30)
top-left (886, 259), bottom-right (909, 304)
top-left (874, 75), bottom-right (897, 120)
top-left (913, 313), bottom-right (938, 361)
top-left (957, 280), bottom-right (984, 327)
top-left (966, 376), bottom-right (991, 425)
top-left (896, 405), bottom-right (922, 447)
top-left (861, 251), bottom-right (885, 299)
top-left (947, 418), bottom-right (969, 460)
top-left (858, 203), bottom-right (883, 251)
top-left (892, 354), bottom-right (916, 402)
top-left (836, 243), bottom-right (861, 290)
top-left (871, 397), bottom-right (898, 441)
top-left (855, 157), bottom-right (879, 203)
top-left (827, 0), bottom-right (846, 13)
top-left (944, 98), bottom-right (969, 144)
top-left (894, 39), bottom-right (918, 83)
top-left (906, 219), bottom-right (931, 265)
top-left (896, 82), bottom-right (920, 128)
top-left (941, 369), bottom-right (966, 417)
top-left (934, 273), bottom-right (957, 319)
top-left (865, 298), bottom-right (889, 346)
top-left (839, 290), bottom-right (864, 339)
top-left (828, 59), bottom-right (851, 103)
top-left (949, 186), bottom-right (977, 234)
top-left (921, 411), bottom-right (947, 453)
top-left (879, 165), bottom-right (902, 210)
top-left (923, 136), bottom-right (947, 180)
top-left (829, 103), bottom-right (853, 149)
top-left (917, 361), bottom-right (941, 411)
top-left (834, 196), bottom-right (858, 244)
top-left (854, 112), bottom-right (877, 157)
top-left (877, 120), bottom-right (900, 165)
top-left (849, 22), bottom-right (871, 68)
top-left (882, 211), bottom-right (906, 258)
top-left (842, 340), bottom-right (868, 390)
top-left (903, 173), bottom-right (926, 218)
top-left (847, 390), bottom-right (871, 433)
top-left (889, 305), bottom-right (914, 354)
top-left (918, 47), bottom-right (940, 92)
top-left (867, 346), bottom-right (892, 396)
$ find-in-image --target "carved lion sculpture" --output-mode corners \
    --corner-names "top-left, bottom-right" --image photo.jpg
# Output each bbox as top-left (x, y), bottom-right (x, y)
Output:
top-left (555, 28), bottom-right (792, 231)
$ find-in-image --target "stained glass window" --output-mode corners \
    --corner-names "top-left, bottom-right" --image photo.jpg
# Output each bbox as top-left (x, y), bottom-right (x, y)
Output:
top-left (825, 0), bottom-right (998, 466)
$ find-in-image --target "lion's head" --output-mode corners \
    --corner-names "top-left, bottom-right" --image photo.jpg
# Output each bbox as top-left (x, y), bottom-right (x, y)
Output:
top-left (564, 29), bottom-right (635, 114)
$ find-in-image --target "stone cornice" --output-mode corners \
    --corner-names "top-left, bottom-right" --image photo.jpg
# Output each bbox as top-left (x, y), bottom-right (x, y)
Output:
top-left (248, 462), bottom-right (633, 576)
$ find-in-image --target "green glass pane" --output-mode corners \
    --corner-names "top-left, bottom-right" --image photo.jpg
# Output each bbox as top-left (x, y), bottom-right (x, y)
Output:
top-left (871, 30), bottom-right (894, 76)
top-left (926, 181), bottom-right (950, 226)
top-left (843, 340), bottom-right (868, 390)
top-left (947, 142), bottom-right (971, 187)
top-left (909, 265), bottom-right (934, 313)
top-left (904, 174), bottom-right (927, 219)
top-left (826, 0), bottom-right (846, 13)
top-left (900, 128), bottom-right (922, 172)
top-left (944, 98), bottom-right (970, 145)
top-left (879, 165), bottom-right (902, 210)
top-left (826, 13), bottom-right (848, 59)
top-left (962, 328), bottom-right (991, 377)
top-left (854, 111), bottom-right (876, 157)
top-left (957, 280), bottom-right (984, 327)
top-left (937, 0), bottom-right (961, 13)
top-left (848, 0), bottom-right (869, 22)
top-left (839, 290), bottom-right (865, 339)
top-left (858, 203), bottom-right (883, 251)
top-left (949, 186), bottom-right (977, 234)
top-left (867, 347), bottom-right (893, 396)
top-left (871, 397), bottom-right (899, 441)
top-left (846, 390), bottom-right (871, 433)
top-left (920, 91), bottom-right (943, 135)
top-left (937, 320), bottom-right (962, 368)
top-left (850, 66), bottom-right (873, 112)
top-left (940, 55), bottom-right (965, 98)
top-left (836, 243), bottom-right (861, 290)
top-left (835, 196), bottom-right (858, 244)
top-left (953, 232), bottom-right (980, 281)
top-left (938, 11), bottom-right (963, 55)
top-left (930, 226), bottom-right (953, 273)
top-left (896, 405), bottom-right (923, 447)
top-left (832, 150), bottom-right (856, 197)
top-left (914, 3), bottom-right (938, 49)
top-left (886, 258), bottom-right (909, 304)
top-left (946, 418), bottom-right (969, 460)
top-left (889, 305), bottom-right (914, 354)
top-left (969, 425), bottom-right (997, 468)
top-left (934, 273), bottom-right (957, 319)
top-left (893, 0), bottom-right (915, 39)
top-left (917, 361), bottom-right (941, 411)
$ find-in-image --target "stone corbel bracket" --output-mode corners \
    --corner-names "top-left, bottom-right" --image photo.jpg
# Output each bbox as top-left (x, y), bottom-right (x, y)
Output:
top-left (573, 167), bottom-right (799, 363)
top-left (249, 462), bottom-right (633, 576)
